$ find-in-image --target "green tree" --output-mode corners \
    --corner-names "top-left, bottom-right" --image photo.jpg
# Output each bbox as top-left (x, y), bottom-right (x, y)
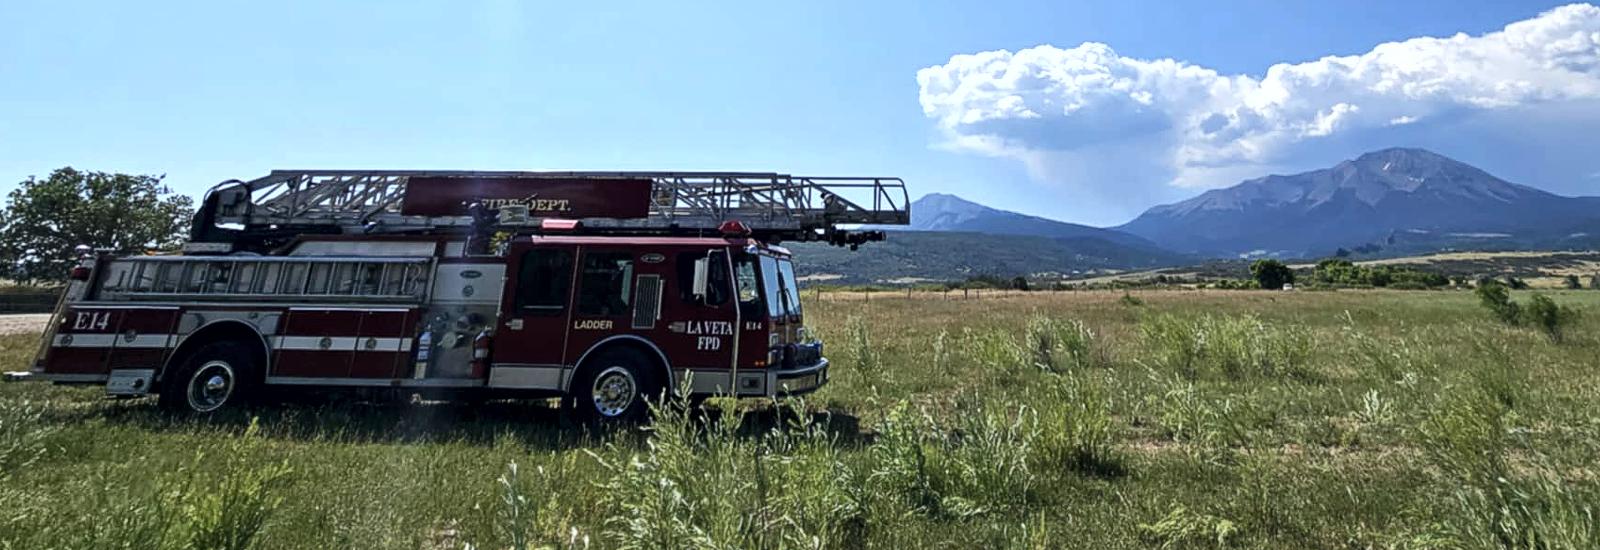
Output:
top-left (1249, 259), bottom-right (1295, 290)
top-left (0, 168), bottom-right (193, 283)
top-left (1563, 275), bottom-right (1582, 289)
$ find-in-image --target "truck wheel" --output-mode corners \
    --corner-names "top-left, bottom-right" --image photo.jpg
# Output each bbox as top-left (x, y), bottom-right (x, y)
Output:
top-left (572, 348), bottom-right (662, 422)
top-left (159, 341), bottom-right (260, 414)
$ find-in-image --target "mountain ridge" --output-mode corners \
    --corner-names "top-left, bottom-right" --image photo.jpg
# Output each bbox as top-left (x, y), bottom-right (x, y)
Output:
top-left (1116, 147), bottom-right (1600, 257)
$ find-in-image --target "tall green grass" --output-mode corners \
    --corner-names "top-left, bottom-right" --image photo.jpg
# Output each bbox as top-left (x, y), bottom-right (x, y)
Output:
top-left (1, 290), bottom-right (1598, 548)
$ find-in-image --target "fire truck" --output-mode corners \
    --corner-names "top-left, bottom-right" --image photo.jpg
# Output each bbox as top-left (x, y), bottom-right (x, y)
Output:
top-left (24, 170), bottom-right (909, 420)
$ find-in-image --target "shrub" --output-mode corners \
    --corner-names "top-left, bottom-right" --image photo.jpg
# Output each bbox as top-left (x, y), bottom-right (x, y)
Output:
top-left (1476, 281), bottom-right (1521, 325)
top-left (1523, 293), bottom-right (1580, 342)
top-left (1563, 275), bottom-right (1582, 289)
top-left (1477, 284), bottom-right (1581, 341)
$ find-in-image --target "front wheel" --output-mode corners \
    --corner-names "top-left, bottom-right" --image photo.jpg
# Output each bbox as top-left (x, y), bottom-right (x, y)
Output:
top-left (159, 341), bottom-right (260, 414)
top-left (571, 348), bottom-right (662, 422)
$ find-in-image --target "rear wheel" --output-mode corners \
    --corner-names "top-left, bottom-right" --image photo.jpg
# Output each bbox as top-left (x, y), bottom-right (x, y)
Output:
top-left (159, 341), bottom-right (260, 414)
top-left (571, 347), bottom-right (662, 422)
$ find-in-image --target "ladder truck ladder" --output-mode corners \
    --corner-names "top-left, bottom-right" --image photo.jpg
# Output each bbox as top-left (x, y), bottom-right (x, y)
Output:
top-left (189, 170), bottom-right (910, 253)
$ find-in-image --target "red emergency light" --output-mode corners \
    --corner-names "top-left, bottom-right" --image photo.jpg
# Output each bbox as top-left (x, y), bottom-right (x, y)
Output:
top-left (718, 220), bottom-right (751, 236)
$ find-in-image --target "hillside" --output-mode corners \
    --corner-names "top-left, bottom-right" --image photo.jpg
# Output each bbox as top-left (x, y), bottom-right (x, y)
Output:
top-left (907, 193), bottom-right (1162, 250)
top-left (1117, 148), bottom-right (1600, 257)
top-left (789, 230), bottom-right (1191, 285)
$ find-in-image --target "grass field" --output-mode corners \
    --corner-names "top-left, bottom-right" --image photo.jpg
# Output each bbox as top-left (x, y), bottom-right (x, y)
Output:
top-left (3, 289), bottom-right (1600, 549)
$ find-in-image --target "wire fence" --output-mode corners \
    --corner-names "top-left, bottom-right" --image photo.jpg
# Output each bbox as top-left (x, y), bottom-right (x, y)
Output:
top-left (0, 289), bottom-right (61, 314)
top-left (810, 288), bottom-right (1041, 301)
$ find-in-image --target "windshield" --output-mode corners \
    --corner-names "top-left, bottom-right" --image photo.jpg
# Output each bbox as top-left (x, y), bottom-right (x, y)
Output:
top-left (759, 255), bottom-right (783, 319)
top-left (778, 258), bottom-right (802, 318)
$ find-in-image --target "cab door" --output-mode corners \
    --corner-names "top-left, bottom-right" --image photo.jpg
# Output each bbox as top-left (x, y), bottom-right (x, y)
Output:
top-left (492, 244), bottom-right (577, 369)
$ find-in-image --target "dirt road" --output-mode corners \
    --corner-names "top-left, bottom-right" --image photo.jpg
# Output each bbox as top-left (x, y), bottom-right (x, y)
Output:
top-left (0, 314), bottom-right (49, 336)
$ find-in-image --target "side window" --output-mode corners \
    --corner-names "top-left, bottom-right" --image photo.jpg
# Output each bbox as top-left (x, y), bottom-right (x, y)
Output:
top-left (735, 256), bottom-right (760, 310)
top-left (577, 251), bottom-right (634, 316)
top-left (676, 251), bottom-right (730, 305)
top-left (515, 248), bottom-right (574, 315)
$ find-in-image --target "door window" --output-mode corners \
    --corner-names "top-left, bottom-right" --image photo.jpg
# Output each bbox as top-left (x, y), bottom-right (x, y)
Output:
top-left (577, 251), bottom-right (634, 316)
top-left (515, 248), bottom-right (574, 315)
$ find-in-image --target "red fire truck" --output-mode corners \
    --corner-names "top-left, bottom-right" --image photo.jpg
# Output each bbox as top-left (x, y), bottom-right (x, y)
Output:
top-left (23, 170), bottom-right (909, 420)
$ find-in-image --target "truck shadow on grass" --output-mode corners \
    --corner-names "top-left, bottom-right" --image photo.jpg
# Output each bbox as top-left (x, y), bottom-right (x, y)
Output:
top-left (67, 395), bottom-right (868, 450)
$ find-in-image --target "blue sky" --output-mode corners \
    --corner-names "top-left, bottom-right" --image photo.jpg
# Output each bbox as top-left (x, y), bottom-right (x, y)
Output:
top-left (2, 0), bottom-right (1594, 226)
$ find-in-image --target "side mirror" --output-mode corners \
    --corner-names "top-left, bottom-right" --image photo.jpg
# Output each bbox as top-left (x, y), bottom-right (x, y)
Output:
top-left (692, 257), bottom-right (709, 300)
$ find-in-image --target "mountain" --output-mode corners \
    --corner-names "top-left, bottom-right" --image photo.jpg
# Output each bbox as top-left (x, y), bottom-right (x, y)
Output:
top-left (783, 193), bottom-right (1191, 284)
top-left (1116, 148), bottom-right (1600, 257)
top-left (908, 193), bottom-right (1163, 250)
top-left (789, 230), bottom-right (1191, 285)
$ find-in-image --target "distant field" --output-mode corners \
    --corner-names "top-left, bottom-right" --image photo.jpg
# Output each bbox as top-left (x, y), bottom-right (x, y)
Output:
top-left (1069, 249), bottom-right (1600, 288)
top-left (3, 289), bottom-right (1599, 548)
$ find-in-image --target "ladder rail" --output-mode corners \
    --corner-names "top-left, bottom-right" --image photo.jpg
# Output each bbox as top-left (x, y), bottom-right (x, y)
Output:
top-left (199, 170), bottom-right (910, 239)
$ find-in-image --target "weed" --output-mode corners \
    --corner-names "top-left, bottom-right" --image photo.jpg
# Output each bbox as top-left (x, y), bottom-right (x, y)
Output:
top-left (0, 399), bottom-right (53, 480)
top-left (1140, 505), bottom-right (1241, 549)
top-left (182, 420), bottom-right (293, 550)
top-left (1355, 389), bottom-right (1394, 427)
top-left (1030, 373), bottom-right (1124, 478)
top-left (1023, 314), bottom-right (1102, 372)
top-left (1140, 314), bottom-right (1315, 381)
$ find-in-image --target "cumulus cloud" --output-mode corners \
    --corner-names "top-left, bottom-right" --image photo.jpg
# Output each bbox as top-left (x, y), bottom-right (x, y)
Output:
top-left (918, 3), bottom-right (1600, 196)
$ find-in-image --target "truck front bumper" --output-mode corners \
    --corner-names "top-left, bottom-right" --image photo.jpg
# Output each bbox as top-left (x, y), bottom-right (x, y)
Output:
top-left (766, 357), bottom-right (829, 397)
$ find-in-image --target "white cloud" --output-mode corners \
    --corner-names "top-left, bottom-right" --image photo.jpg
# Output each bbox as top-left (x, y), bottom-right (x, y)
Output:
top-left (918, 3), bottom-right (1600, 194)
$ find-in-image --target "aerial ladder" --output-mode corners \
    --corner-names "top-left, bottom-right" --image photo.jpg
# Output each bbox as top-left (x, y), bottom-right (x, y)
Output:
top-left (187, 170), bottom-right (911, 254)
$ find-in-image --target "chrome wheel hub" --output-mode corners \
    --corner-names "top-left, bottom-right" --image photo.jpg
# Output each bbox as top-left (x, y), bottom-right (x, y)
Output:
top-left (591, 366), bottom-right (637, 417)
top-left (187, 361), bottom-right (235, 413)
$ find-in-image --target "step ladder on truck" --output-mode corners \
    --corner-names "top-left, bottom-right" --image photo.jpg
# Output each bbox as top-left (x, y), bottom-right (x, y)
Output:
top-left (20, 170), bottom-right (910, 420)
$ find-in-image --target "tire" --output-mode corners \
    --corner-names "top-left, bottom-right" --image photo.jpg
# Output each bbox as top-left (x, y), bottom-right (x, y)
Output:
top-left (158, 341), bottom-right (260, 414)
top-left (570, 347), bottom-right (663, 422)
